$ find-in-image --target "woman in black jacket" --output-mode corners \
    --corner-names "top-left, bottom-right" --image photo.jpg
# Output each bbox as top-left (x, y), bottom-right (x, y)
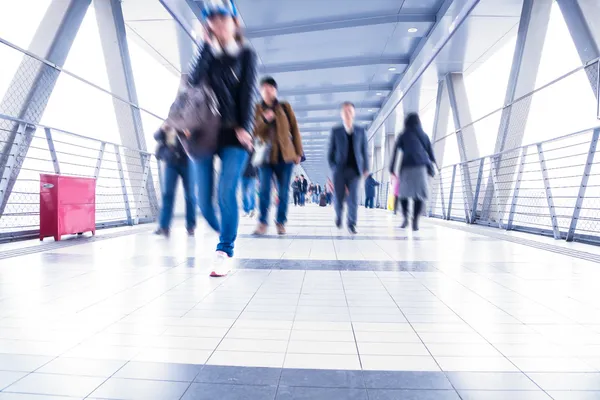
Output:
top-left (389, 113), bottom-right (437, 231)
top-left (186, 0), bottom-right (257, 277)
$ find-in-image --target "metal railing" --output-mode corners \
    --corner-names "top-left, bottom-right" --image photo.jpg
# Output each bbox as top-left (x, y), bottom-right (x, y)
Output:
top-left (0, 113), bottom-right (161, 241)
top-left (429, 126), bottom-right (600, 244)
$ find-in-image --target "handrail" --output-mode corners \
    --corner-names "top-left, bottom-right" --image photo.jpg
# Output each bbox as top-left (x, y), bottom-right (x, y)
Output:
top-left (439, 124), bottom-right (600, 171)
top-left (0, 112), bottom-right (155, 156)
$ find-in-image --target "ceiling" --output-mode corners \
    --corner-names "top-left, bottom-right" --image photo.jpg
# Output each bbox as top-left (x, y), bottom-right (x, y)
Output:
top-left (122, 0), bottom-right (525, 185)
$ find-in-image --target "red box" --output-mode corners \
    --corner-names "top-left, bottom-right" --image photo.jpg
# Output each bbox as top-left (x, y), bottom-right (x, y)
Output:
top-left (39, 174), bottom-right (96, 241)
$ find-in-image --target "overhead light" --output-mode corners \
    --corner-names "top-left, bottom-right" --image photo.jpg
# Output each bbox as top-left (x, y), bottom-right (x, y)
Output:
top-left (388, 67), bottom-right (396, 72)
top-left (376, 92), bottom-right (383, 96)
top-left (368, 109), bottom-right (373, 112)
top-left (408, 27), bottom-right (418, 33)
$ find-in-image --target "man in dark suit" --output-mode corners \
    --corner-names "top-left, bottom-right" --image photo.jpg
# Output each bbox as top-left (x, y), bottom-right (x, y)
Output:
top-left (327, 102), bottom-right (370, 234)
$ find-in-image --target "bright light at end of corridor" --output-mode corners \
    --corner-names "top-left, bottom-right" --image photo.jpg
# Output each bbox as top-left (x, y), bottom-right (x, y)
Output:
top-left (408, 27), bottom-right (418, 33)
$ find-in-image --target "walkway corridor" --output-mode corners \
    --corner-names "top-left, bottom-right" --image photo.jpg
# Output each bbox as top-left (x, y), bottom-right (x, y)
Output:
top-left (0, 207), bottom-right (599, 399)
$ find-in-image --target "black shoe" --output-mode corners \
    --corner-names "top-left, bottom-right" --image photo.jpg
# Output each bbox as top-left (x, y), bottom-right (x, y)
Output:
top-left (335, 218), bottom-right (342, 229)
top-left (187, 228), bottom-right (195, 237)
top-left (400, 220), bottom-right (409, 229)
top-left (348, 225), bottom-right (357, 235)
top-left (154, 228), bottom-right (169, 237)
top-left (412, 220), bottom-right (420, 231)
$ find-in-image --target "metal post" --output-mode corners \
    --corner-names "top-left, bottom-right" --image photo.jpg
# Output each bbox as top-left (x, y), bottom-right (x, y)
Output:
top-left (94, 143), bottom-right (106, 179)
top-left (44, 128), bottom-right (60, 175)
top-left (460, 164), bottom-right (472, 223)
top-left (134, 153), bottom-right (152, 224)
top-left (114, 144), bottom-right (132, 225)
top-left (0, 123), bottom-right (26, 211)
top-left (566, 128), bottom-right (599, 241)
top-left (470, 158), bottom-right (485, 223)
top-left (597, 59), bottom-right (600, 118)
top-left (489, 155), bottom-right (504, 229)
top-left (156, 158), bottom-right (163, 194)
top-left (447, 165), bottom-right (457, 220)
top-left (536, 143), bottom-right (560, 239)
top-left (507, 147), bottom-right (528, 230)
top-left (439, 173), bottom-right (447, 220)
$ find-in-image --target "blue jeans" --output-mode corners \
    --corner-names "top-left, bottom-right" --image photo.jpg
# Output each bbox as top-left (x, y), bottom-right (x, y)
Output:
top-left (159, 162), bottom-right (196, 230)
top-left (241, 177), bottom-right (256, 213)
top-left (258, 161), bottom-right (294, 225)
top-left (365, 196), bottom-right (375, 209)
top-left (193, 147), bottom-right (248, 257)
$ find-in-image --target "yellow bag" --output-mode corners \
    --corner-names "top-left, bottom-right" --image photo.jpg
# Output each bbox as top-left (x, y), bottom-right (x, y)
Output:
top-left (387, 194), bottom-right (395, 211)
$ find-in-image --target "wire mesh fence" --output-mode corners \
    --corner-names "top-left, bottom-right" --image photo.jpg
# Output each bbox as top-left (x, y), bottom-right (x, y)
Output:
top-left (0, 114), bottom-right (161, 241)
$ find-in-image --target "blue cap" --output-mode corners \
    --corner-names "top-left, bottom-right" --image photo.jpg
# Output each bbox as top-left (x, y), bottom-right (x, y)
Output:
top-left (202, 0), bottom-right (238, 19)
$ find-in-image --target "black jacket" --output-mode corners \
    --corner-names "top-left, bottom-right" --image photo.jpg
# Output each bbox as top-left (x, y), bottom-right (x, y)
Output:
top-left (154, 129), bottom-right (188, 166)
top-left (389, 114), bottom-right (436, 174)
top-left (301, 179), bottom-right (308, 193)
top-left (187, 43), bottom-right (258, 149)
top-left (365, 175), bottom-right (380, 197)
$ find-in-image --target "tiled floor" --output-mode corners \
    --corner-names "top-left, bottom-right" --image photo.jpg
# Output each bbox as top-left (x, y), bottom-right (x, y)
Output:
top-left (0, 205), bottom-right (599, 399)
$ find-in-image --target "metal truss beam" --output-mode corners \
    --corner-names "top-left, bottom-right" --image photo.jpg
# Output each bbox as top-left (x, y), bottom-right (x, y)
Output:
top-left (297, 115), bottom-right (373, 124)
top-left (279, 83), bottom-right (393, 96)
top-left (95, 0), bottom-right (159, 219)
top-left (0, 0), bottom-right (91, 215)
top-left (557, 0), bottom-right (600, 98)
top-left (293, 101), bottom-right (382, 112)
top-left (261, 56), bottom-right (409, 74)
top-left (246, 12), bottom-right (435, 38)
top-left (481, 0), bottom-right (552, 221)
top-left (429, 80), bottom-right (450, 213)
top-left (445, 73), bottom-right (480, 220)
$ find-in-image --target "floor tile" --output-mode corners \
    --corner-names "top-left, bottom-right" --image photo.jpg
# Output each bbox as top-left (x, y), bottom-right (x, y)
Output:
top-left (0, 371), bottom-right (27, 390)
top-left (362, 371), bottom-right (453, 389)
top-left (4, 373), bottom-right (105, 397)
top-left (279, 368), bottom-right (364, 388)
top-left (445, 372), bottom-right (539, 390)
top-left (457, 391), bottom-right (552, 400)
top-left (90, 377), bottom-right (189, 399)
top-left (284, 354), bottom-right (361, 370)
top-left (0, 354), bottom-right (52, 372)
top-left (435, 357), bottom-right (518, 372)
top-left (528, 372), bottom-right (600, 390)
top-left (182, 383), bottom-right (277, 400)
top-left (113, 361), bottom-right (203, 382)
top-left (548, 391), bottom-right (600, 400)
top-left (207, 351), bottom-right (285, 368)
top-left (368, 389), bottom-right (461, 400)
top-left (361, 356), bottom-right (440, 371)
top-left (276, 386), bottom-right (368, 400)
top-left (195, 365), bottom-right (281, 386)
top-left (37, 358), bottom-right (126, 377)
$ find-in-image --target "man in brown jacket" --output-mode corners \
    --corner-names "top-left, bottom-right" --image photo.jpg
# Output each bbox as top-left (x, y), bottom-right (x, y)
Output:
top-left (253, 77), bottom-right (304, 235)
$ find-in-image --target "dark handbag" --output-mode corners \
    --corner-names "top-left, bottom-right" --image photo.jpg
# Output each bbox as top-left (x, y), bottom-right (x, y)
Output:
top-left (167, 82), bottom-right (221, 158)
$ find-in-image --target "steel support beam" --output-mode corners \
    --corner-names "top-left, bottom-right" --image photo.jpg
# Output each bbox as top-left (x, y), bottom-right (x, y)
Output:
top-left (279, 83), bottom-right (393, 96)
top-left (261, 56), bottom-right (409, 74)
top-left (537, 144), bottom-right (560, 239)
top-left (0, 0), bottom-right (90, 215)
top-left (506, 147), bottom-right (528, 230)
top-left (445, 73), bottom-right (479, 217)
top-left (428, 80), bottom-right (450, 214)
top-left (566, 128), bottom-right (599, 241)
top-left (298, 115), bottom-right (373, 124)
top-left (114, 144), bottom-right (132, 225)
top-left (95, 0), bottom-right (159, 218)
top-left (294, 101), bottom-right (382, 112)
top-left (44, 128), bottom-right (60, 175)
top-left (557, 0), bottom-right (600, 67)
top-left (402, 79), bottom-right (421, 116)
top-left (481, 0), bottom-right (553, 221)
top-left (246, 12), bottom-right (435, 38)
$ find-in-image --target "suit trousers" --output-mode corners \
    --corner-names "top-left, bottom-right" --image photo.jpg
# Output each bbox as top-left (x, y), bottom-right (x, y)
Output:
top-left (333, 167), bottom-right (360, 227)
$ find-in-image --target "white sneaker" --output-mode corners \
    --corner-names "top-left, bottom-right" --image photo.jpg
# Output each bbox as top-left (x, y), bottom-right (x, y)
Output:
top-left (242, 212), bottom-right (249, 217)
top-left (210, 251), bottom-right (232, 277)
